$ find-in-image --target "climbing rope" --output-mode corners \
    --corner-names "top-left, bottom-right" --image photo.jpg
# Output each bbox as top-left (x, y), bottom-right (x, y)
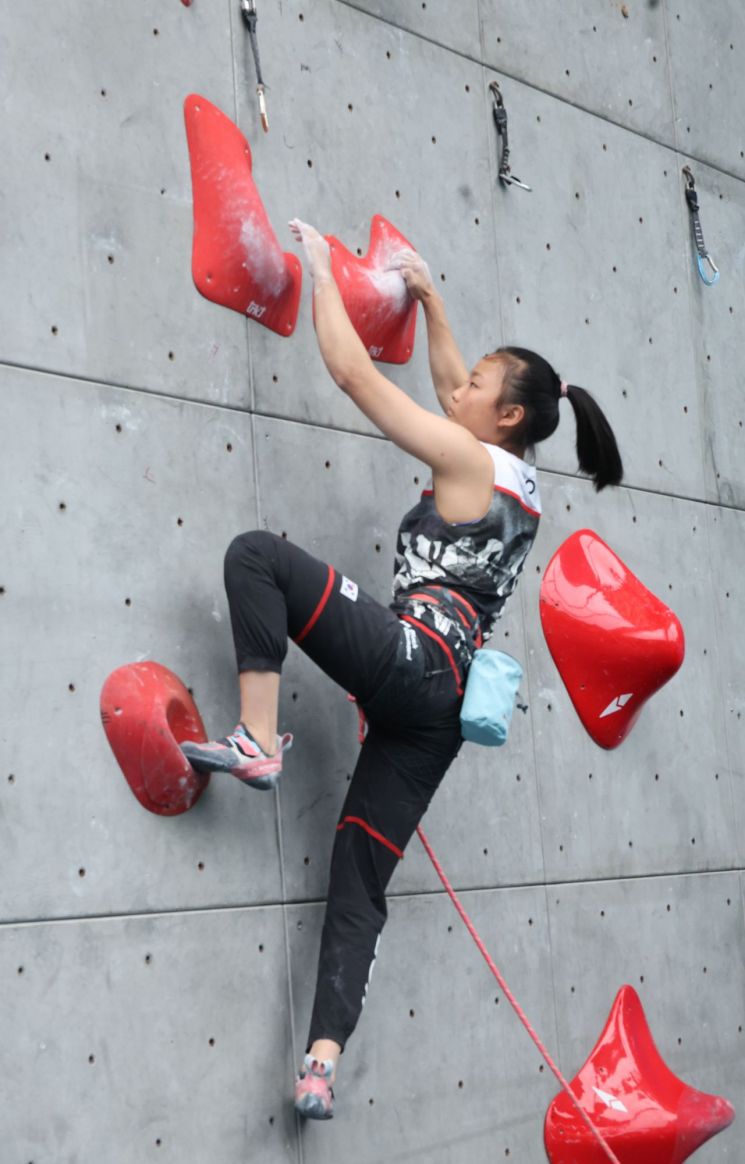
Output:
top-left (240, 0), bottom-right (269, 132)
top-left (416, 825), bottom-right (621, 1164)
top-left (682, 166), bottom-right (719, 285)
top-left (489, 81), bottom-right (531, 192)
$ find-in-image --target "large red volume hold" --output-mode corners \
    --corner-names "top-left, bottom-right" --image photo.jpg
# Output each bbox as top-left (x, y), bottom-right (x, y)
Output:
top-left (184, 94), bottom-right (302, 336)
top-left (539, 529), bottom-right (685, 749)
top-left (323, 215), bottom-right (418, 364)
top-left (100, 662), bottom-right (209, 816)
top-left (544, 985), bottom-right (735, 1162)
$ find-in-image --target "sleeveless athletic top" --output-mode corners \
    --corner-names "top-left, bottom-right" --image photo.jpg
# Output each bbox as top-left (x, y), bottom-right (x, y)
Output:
top-left (390, 443), bottom-right (540, 678)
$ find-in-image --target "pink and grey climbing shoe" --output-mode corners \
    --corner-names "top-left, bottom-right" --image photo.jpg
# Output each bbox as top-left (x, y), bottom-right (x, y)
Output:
top-left (294, 1055), bottom-right (335, 1120)
top-left (180, 724), bottom-right (292, 790)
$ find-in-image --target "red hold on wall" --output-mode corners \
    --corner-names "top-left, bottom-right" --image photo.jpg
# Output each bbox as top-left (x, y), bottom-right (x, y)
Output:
top-left (544, 985), bottom-right (735, 1162)
top-left (323, 215), bottom-right (419, 365)
top-left (184, 94), bottom-right (302, 336)
top-left (100, 661), bottom-right (209, 816)
top-left (540, 529), bottom-right (685, 749)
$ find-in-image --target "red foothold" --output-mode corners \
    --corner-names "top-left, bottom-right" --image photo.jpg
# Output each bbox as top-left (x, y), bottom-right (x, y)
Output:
top-left (100, 661), bottom-right (209, 816)
top-left (540, 529), bottom-right (685, 748)
top-left (544, 985), bottom-right (735, 1162)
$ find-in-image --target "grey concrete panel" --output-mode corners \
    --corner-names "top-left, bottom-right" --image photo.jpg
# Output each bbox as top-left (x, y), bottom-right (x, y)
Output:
top-left (667, 5), bottom-right (745, 182)
top-left (519, 474), bottom-right (736, 883)
top-left (680, 162), bottom-right (745, 506)
top-left (0, 908), bottom-right (299, 1164)
top-left (707, 505), bottom-right (745, 870)
top-left (0, 366), bottom-right (293, 920)
top-left (233, 0), bottom-right (503, 435)
top-left (288, 888), bottom-right (560, 1161)
top-left (339, 0), bottom-right (482, 60)
top-left (488, 78), bottom-right (707, 500)
top-left (479, 0), bottom-right (675, 144)
top-left (256, 417), bottom-right (545, 902)
top-left (547, 873), bottom-right (745, 1160)
top-left (0, 2), bottom-right (253, 407)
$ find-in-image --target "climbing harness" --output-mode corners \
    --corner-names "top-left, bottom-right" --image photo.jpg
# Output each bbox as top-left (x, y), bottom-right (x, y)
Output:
top-left (489, 81), bottom-right (531, 192)
top-left (416, 826), bottom-right (621, 1164)
top-left (682, 166), bottom-right (719, 285)
top-left (240, 0), bottom-right (269, 132)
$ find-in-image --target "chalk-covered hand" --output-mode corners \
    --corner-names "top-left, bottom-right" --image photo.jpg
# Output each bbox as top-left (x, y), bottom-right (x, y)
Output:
top-left (288, 218), bottom-right (332, 282)
top-left (386, 248), bottom-right (434, 301)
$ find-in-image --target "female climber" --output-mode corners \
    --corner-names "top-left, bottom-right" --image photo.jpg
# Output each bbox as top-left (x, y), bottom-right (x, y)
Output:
top-left (181, 220), bottom-right (623, 1120)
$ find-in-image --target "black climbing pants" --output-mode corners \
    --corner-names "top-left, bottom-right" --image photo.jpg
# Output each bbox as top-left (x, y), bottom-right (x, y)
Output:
top-left (223, 530), bottom-right (465, 1050)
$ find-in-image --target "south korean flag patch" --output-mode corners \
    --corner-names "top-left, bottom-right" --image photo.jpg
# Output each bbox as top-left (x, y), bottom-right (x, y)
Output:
top-left (341, 576), bottom-right (359, 602)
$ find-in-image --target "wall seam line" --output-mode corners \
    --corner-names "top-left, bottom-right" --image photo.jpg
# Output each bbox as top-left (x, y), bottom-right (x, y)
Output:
top-left (335, 0), bottom-right (745, 186)
top-left (4, 866), bottom-right (742, 930)
top-left (3, 359), bottom-right (743, 515)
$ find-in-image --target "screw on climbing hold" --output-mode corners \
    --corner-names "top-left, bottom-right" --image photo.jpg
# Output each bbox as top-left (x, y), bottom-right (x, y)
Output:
top-left (240, 0), bottom-right (269, 132)
top-left (489, 81), bottom-right (532, 192)
top-left (682, 166), bottom-right (719, 285)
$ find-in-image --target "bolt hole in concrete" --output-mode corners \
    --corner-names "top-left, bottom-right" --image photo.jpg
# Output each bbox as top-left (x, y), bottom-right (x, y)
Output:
top-left (51, 325), bottom-right (58, 335)
top-left (79, 868), bottom-right (86, 877)
top-left (209, 1037), bottom-right (215, 1046)
top-left (177, 517), bottom-right (183, 526)
top-left (59, 501), bottom-right (67, 511)
top-left (304, 856), bottom-right (310, 866)
top-left (375, 543), bottom-right (381, 552)
top-left (8, 774), bottom-right (15, 784)
top-left (168, 350), bottom-right (175, 360)
top-left (409, 1009), bottom-right (415, 1017)
top-left (124, 598), bottom-right (131, 606)
top-left (68, 683), bottom-right (75, 692)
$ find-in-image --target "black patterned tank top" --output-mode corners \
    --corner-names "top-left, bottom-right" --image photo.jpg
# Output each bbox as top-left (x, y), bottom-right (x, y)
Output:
top-left (390, 443), bottom-right (541, 646)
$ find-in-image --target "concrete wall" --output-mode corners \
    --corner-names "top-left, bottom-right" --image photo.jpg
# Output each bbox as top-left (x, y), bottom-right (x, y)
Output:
top-left (2, 2), bottom-right (743, 1160)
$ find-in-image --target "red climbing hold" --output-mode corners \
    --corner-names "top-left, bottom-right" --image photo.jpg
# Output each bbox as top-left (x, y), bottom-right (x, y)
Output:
top-left (323, 215), bottom-right (418, 364)
top-left (100, 661), bottom-right (209, 816)
top-left (184, 94), bottom-right (302, 336)
top-left (539, 529), bottom-right (684, 749)
top-left (544, 985), bottom-right (735, 1162)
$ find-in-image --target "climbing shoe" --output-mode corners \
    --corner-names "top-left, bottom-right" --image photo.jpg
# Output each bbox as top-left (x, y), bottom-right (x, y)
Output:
top-left (294, 1055), bottom-right (335, 1120)
top-left (180, 724), bottom-right (292, 790)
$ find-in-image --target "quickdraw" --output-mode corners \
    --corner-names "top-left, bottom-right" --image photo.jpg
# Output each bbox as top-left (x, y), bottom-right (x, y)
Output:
top-left (240, 0), bottom-right (269, 132)
top-left (682, 166), bottom-right (719, 286)
top-left (489, 81), bottom-right (531, 192)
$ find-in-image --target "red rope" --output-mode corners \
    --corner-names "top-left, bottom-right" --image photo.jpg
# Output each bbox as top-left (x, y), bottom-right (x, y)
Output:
top-left (416, 825), bottom-right (621, 1164)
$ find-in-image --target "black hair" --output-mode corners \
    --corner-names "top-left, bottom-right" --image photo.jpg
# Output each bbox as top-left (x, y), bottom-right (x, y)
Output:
top-left (490, 346), bottom-right (623, 491)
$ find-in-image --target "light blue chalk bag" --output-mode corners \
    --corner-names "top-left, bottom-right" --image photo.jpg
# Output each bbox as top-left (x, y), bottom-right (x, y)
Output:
top-left (460, 649), bottom-right (523, 747)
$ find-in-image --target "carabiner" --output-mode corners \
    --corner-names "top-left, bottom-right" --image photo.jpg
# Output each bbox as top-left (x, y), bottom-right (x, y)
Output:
top-left (257, 84), bottom-right (269, 133)
top-left (682, 166), bottom-right (719, 286)
top-left (489, 81), bottom-right (532, 192)
top-left (697, 253), bottom-right (720, 286)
